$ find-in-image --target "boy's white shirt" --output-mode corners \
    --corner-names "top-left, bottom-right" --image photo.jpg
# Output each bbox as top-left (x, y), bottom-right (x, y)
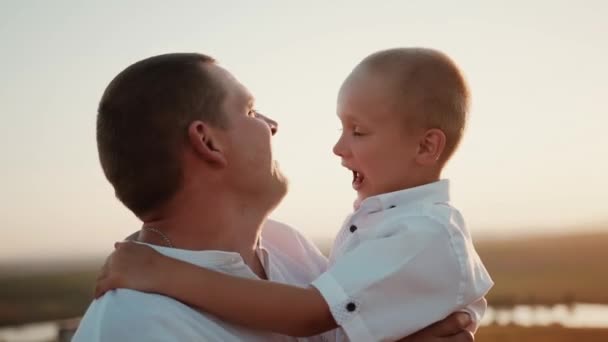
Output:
top-left (73, 220), bottom-right (333, 342)
top-left (311, 179), bottom-right (494, 342)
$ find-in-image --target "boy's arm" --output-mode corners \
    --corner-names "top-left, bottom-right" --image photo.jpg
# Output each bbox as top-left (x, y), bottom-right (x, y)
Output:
top-left (158, 256), bottom-right (337, 336)
top-left (96, 242), bottom-right (337, 337)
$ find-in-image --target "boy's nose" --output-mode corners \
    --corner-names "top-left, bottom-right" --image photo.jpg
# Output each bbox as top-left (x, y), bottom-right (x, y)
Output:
top-left (333, 134), bottom-right (346, 157)
top-left (257, 113), bottom-right (278, 135)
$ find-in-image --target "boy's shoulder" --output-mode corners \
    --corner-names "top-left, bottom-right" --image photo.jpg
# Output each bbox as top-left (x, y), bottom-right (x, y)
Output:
top-left (375, 201), bottom-right (468, 240)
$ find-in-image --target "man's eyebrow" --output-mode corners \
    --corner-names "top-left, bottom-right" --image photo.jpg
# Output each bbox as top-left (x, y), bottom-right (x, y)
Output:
top-left (247, 97), bottom-right (255, 108)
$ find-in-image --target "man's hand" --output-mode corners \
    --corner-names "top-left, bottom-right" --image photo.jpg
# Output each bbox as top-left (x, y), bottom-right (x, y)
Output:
top-left (95, 241), bottom-right (165, 298)
top-left (399, 312), bottom-right (474, 342)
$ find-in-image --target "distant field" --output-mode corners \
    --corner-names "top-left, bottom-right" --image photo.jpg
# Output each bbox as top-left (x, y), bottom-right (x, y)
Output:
top-left (475, 231), bottom-right (608, 306)
top-left (1, 231), bottom-right (607, 326)
top-left (0, 269), bottom-right (98, 326)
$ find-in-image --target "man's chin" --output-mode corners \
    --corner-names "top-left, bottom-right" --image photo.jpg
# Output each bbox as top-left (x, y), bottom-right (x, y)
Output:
top-left (264, 186), bottom-right (287, 214)
top-left (273, 168), bottom-right (289, 190)
top-left (275, 177), bottom-right (289, 201)
top-left (259, 175), bottom-right (288, 210)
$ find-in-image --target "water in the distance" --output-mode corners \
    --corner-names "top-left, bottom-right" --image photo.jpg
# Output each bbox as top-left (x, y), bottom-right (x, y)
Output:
top-left (1, 304), bottom-right (607, 341)
top-left (481, 303), bottom-right (608, 328)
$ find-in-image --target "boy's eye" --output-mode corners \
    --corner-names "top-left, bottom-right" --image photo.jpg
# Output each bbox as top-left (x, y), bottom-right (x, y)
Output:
top-left (338, 126), bottom-right (365, 136)
top-left (248, 109), bottom-right (258, 117)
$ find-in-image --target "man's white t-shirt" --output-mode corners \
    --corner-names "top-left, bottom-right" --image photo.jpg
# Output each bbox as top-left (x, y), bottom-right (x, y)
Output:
top-left (311, 180), bottom-right (494, 342)
top-left (73, 219), bottom-right (332, 342)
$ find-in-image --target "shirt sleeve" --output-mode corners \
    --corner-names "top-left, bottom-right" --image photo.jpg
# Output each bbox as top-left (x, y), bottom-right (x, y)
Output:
top-left (311, 217), bottom-right (492, 342)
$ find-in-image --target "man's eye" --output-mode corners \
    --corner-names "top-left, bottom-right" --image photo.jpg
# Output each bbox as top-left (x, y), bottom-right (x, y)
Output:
top-left (248, 110), bottom-right (258, 117)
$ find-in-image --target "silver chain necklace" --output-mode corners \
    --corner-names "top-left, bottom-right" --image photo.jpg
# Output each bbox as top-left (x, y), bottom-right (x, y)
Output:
top-left (142, 227), bottom-right (174, 248)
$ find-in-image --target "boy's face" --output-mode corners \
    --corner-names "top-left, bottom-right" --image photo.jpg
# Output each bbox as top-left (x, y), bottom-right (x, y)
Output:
top-left (333, 68), bottom-right (424, 201)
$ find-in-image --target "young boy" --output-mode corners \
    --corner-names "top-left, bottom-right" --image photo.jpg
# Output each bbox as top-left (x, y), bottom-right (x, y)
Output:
top-left (96, 48), bottom-right (493, 341)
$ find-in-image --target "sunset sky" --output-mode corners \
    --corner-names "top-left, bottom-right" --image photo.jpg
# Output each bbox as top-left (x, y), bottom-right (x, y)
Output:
top-left (1, 0), bottom-right (606, 261)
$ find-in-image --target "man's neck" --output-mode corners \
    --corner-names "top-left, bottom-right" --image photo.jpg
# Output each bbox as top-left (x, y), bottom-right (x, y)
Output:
top-left (139, 189), bottom-right (270, 278)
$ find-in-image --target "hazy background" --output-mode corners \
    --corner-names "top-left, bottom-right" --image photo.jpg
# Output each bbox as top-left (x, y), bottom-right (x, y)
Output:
top-left (2, 1), bottom-right (608, 341)
top-left (1, 0), bottom-right (606, 260)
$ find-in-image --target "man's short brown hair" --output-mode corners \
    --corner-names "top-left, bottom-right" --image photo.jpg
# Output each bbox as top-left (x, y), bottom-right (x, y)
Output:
top-left (97, 53), bottom-right (225, 217)
top-left (360, 48), bottom-right (470, 161)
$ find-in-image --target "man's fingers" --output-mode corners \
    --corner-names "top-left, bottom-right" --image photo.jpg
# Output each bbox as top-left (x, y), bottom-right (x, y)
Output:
top-left (115, 241), bottom-right (132, 249)
top-left (429, 312), bottom-right (472, 337)
top-left (97, 262), bottom-right (109, 279)
top-left (95, 279), bottom-right (112, 299)
top-left (94, 282), bottom-right (103, 299)
top-left (448, 331), bottom-right (474, 342)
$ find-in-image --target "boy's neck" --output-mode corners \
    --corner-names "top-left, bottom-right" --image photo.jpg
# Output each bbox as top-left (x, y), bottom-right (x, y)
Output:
top-left (356, 175), bottom-right (444, 210)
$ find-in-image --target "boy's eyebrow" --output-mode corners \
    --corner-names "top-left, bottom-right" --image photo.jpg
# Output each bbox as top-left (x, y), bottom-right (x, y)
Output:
top-left (338, 111), bottom-right (365, 125)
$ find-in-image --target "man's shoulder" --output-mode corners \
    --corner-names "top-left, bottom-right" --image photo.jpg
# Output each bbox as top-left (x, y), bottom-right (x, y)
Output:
top-left (261, 219), bottom-right (328, 281)
top-left (262, 219), bottom-right (321, 252)
top-left (75, 289), bottom-right (275, 341)
top-left (80, 289), bottom-right (173, 321)
top-left (74, 290), bottom-right (201, 341)
top-left (262, 219), bottom-right (305, 239)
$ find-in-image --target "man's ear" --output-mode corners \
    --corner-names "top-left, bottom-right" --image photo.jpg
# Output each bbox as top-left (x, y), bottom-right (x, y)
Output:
top-left (187, 121), bottom-right (228, 167)
top-left (416, 128), bottom-right (446, 166)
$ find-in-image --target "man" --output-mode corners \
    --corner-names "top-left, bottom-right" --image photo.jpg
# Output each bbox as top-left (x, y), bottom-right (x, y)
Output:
top-left (74, 53), bottom-right (474, 341)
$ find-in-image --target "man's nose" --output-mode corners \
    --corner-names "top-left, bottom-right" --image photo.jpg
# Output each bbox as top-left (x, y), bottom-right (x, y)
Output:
top-left (257, 113), bottom-right (278, 136)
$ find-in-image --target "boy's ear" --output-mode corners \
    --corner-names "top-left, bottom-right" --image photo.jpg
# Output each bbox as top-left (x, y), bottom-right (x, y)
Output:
top-left (416, 128), bottom-right (446, 166)
top-left (187, 121), bottom-right (228, 167)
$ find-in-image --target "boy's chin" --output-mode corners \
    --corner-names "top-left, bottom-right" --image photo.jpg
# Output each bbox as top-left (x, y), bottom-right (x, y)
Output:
top-left (353, 192), bottom-right (367, 210)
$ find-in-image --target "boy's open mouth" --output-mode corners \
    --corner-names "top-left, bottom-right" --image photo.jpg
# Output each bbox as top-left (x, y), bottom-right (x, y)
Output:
top-left (352, 170), bottom-right (365, 190)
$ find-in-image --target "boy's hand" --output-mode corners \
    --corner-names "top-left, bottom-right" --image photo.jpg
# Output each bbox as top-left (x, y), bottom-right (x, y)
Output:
top-left (94, 241), bottom-right (164, 298)
top-left (399, 313), bottom-right (474, 342)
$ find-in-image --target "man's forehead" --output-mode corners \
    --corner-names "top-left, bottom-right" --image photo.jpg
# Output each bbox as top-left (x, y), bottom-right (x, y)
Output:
top-left (235, 86), bottom-right (254, 107)
top-left (210, 64), bottom-right (255, 105)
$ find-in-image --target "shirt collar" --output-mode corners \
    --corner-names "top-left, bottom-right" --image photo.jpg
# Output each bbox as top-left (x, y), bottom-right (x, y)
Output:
top-left (358, 179), bottom-right (451, 213)
top-left (137, 242), bottom-right (244, 269)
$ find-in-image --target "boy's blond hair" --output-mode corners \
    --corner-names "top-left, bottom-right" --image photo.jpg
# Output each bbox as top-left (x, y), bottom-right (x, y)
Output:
top-left (358, 48), bottom-right (470, 162)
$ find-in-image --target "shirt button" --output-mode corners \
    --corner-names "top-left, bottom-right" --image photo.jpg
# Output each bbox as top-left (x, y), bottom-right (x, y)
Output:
top-left (346, 302), bottom-right (357, 312)
top-left (349, 225), bottom-right (358, 233)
